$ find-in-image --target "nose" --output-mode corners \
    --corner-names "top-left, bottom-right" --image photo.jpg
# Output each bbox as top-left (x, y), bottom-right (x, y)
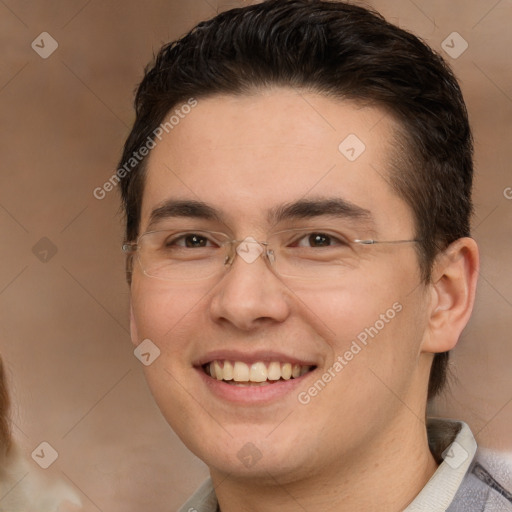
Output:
top-left (209, 239), bottom-right (291, 331)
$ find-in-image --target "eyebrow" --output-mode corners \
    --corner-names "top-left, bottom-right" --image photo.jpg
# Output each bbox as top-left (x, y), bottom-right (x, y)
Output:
top-left (147, 200), bottom-right (223, 230)
top-left (267, 197), bottom-right (374, 226)
top-left (146, 197), bottom-right (374, 230)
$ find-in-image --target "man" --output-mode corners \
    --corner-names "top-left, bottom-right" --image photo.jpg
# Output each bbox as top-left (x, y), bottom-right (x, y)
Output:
top-left (118, 1), bottom-right (511, 510)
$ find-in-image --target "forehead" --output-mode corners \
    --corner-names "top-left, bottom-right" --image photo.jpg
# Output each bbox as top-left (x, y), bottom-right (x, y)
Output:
top-left (140, 89), bottom-right (413, 235)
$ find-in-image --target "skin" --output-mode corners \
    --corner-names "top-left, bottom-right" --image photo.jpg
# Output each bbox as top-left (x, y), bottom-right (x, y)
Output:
top-left (129, 88), bottom-right (479, 511)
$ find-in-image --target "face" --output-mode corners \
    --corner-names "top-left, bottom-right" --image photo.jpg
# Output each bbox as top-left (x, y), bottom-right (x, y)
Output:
top-left (129, 89), bottom-right (434, 483)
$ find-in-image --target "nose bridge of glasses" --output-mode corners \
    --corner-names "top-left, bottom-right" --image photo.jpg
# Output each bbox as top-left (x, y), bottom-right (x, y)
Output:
top-left (230, 236), bottom-right (270, 266)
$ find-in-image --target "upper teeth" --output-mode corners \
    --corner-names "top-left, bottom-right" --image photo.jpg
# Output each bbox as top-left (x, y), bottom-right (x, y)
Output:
top-left (206, 361), bottom-right (311, 382)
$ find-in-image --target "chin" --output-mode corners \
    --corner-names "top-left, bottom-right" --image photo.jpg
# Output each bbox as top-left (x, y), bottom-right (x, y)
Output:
top-left (185, 426), bottom-right (320, 483)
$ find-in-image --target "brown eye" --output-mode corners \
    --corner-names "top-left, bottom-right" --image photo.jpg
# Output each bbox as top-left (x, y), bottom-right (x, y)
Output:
top-left (308, 233), bottom-right (331, 247)
top-left (184, 234), bottom-right (209, 248)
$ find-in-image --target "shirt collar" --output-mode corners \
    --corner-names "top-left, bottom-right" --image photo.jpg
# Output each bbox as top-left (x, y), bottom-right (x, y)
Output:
top-left (404, 418), bottom-right (477, 511)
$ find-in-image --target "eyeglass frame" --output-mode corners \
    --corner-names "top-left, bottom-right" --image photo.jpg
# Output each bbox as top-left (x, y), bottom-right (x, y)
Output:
top-left (122, 226), bottom-right (422, 282)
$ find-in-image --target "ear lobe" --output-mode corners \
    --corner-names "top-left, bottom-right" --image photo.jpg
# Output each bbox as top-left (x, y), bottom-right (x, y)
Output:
top-left (422, 237), bottom-right (479, 354)
top-left (130, 301), bottom-right (140, 347)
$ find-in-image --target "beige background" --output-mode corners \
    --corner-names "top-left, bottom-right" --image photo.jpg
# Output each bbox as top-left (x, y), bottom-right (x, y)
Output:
top-left (0, 0), bottom-right (511, 510)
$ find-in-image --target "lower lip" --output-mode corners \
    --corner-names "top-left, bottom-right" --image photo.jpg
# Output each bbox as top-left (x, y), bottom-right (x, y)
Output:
top-left (195, 367), bottom-right (313, 405)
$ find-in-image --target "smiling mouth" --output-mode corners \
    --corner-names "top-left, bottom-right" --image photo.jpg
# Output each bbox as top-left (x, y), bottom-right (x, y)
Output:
top-left (203, 360), bottom-right (316, 386)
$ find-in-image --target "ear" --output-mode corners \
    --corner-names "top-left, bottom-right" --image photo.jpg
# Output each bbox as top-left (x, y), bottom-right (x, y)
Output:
top-left (130, 301), bottom-right (140, 347)
top-left (422, 237), bottom-right (479, 354)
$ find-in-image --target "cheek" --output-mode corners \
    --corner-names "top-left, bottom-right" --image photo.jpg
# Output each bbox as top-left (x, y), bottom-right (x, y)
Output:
top-left (292, 290), bottom-right (427, 441)
top-left (130, 277), bottom-right (210, 434)
top-left (284, 276), bottom-right (406, 349)
top-left (130, 275), bottom-right (209, 348)
top-left (291, 258), bottom-right (427, 377)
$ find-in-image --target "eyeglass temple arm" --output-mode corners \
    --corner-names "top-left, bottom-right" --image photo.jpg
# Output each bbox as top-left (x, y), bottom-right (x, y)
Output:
top-left (353, 239), bottom-right (422, 245)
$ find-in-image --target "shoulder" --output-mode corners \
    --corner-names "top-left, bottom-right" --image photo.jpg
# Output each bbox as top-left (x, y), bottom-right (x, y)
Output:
top-left (449, 449), bottom-right (512, 511)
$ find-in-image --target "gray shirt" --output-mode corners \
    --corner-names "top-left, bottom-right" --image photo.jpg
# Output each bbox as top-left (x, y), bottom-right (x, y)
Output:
top-left (178, 418), bottom-right (512, 512)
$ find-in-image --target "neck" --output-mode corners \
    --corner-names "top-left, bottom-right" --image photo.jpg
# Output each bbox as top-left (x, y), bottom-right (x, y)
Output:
top-left (210, 417), bottom-right (438, 512)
